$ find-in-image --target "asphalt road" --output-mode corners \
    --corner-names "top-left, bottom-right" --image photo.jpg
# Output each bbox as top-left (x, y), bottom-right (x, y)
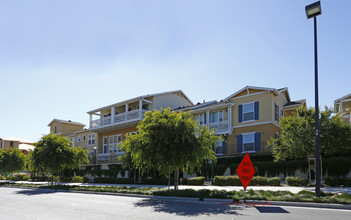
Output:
top-left (0, 187), bottom-right (350, 220)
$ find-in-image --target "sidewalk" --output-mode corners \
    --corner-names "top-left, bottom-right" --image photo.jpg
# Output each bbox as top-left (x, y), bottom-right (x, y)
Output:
top-left (2, 180), bottom-right (351, 194)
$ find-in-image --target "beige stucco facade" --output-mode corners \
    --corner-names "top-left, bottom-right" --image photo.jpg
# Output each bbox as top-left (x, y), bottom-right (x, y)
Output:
top-left (335, 93), bottom-right (351, 124)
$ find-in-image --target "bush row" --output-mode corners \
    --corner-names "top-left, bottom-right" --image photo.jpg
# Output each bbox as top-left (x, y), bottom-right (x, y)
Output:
top-left (285, 177), bottom-right (308, 186)
top-left (5, 175), bottom-right (30, 181)
top-left (213, 176), bottom-right (282, 186)
top-left (324, 177), bottom-right (351, 187)
top-left (180, 177), bottom-right (205, 186)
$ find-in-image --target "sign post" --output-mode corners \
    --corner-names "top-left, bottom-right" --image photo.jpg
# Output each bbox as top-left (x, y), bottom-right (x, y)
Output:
top-left (236, 152), bottom-right (255, 203)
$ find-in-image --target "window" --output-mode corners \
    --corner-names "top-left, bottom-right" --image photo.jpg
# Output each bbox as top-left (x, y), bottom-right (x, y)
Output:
top-left (210, 110), bottom-right (223, 123)
top-left (54, 126), bottom-right (57, 134)
top-left (83, 136), bottom-right (85, 141)
top-left (10, 141), bottom-right (14, 147)
top-left (103, 137), bottom-right (108, 153)
top-left (275, 103), bottom-right (279, 122)
top-left (242, 133), bottom-right (255, 152)
top-left (88, 134), bottom-right (95, 146)
top-left (243, 103), bottom-right (254, 121)
top-left (275, 132), bottom-right (279, 139)
top-left (199, 113), bottom-right (206, 125)
top-left (78, 136), bottom-right (81, 142)
top-left (215, 139), bottom-right (223, 154)
top-left (71, 137), bottom-right (75, 144)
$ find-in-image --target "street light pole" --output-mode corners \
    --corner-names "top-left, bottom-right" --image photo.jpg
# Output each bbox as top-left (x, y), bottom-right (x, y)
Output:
top-left (305, 1), bottom-right (322, 198)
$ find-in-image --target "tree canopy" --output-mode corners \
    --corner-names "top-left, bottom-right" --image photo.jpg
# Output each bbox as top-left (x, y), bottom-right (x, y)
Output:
top-left (120, 108), bottom-right (219, 188)
top-left (268, 107), bottom-right (351, 161)
top-left (29, 134), bottom-right (88, 176)
top-left (0, 148), bottom-right (26, 174)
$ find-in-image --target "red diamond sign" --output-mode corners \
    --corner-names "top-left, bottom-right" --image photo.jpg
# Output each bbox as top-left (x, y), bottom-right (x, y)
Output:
top-left (236, 152), bottom-right (255, 190)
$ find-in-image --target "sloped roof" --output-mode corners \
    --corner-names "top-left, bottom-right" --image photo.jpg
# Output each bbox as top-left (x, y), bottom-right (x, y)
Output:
top-left (0, 137), bottom-right (34, 144)
top-left (47, 119), bottom-right (86, 127)
top-left (87, 90), bottom-right (194, 114)
top-left (223, 86), bottom-right (277, 101)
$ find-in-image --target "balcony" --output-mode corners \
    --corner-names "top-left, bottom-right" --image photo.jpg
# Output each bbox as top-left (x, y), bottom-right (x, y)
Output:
top-left (88, 153), bottom-right (124, 165)
top-left (90, 109), bottom-right (148, 129)
top-left (209, 120), bottom-right (230, 134)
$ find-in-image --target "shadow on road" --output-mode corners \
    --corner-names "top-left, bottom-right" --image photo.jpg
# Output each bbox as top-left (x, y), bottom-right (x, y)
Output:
top-left (15, 188), bottom-right (62, 196)
top-left (255, 206), bottom-right (290, 213)
top-left (134, 198), bottom-right (246, 216)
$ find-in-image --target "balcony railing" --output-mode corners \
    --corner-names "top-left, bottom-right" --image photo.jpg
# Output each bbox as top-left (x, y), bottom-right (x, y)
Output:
top-left (88, 152), bottom-right (124, 165)
top-left (208, 120), bottom-right (229, 133)
top-left (91, 109), bottom-right (148, 128)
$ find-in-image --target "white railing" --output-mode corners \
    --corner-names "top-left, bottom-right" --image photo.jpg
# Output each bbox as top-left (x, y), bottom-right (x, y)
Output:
top-left (97, 153), bottom-right (110, 161)
top-left (209, 120), bottom-right (229, 133)
top-left (91, 109), bottom-right (149, 128)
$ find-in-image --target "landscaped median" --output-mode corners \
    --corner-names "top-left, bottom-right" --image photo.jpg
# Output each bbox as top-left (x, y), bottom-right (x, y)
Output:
top-left (1, 181), bottom-right (351, 205)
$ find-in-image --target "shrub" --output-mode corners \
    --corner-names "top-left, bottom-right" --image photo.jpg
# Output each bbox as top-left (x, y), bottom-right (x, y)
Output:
top-left (213, 176), bottom-right (241, 186)
top-left (94, 177), bottom-right (134, 184)
top-left (179, 178), bottom-right (187, 185)
top-left (48, 175), bottom-right (60, 183)
top-left (285, 176), bottom-right (308, 186)
top-left (324, 177), bottom-right (351, 187)
top-left (71, 176), bottom-right (84, 183)
top-left (31, 176), bottom-right (48, 182)
top-left (0, 175), bottom-right (4, 180)
top-left (186, 177), bottom-right (205, 186)
top-left (6, 175), bottom-right (30, 181)
top-left (250, 176), bottom-right (269, 186)
top-left (267, 177), bottom-right (281, 186)
top-left (60, 177), bottom-right (72, 183)
top-left (141, 178), bottom-right (169, 185)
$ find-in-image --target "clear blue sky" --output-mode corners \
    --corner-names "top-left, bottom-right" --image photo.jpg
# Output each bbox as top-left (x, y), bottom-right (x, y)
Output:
top-left (0, 0), bottom-right (350, 142)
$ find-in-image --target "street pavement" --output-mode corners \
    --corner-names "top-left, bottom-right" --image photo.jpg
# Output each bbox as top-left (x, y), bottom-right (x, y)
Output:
top-left (1, 187), bottom-right (351, 220)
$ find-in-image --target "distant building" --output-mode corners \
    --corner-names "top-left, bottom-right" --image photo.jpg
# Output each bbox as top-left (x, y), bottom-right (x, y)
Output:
top-left (0, 137), bottom-right (35, 153)
top-left (334, 93), bottom-right (351, 124)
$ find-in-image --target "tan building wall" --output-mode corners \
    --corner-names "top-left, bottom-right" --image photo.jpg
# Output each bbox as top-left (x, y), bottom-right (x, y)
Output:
top-left (49, 121), bottom-right (84, 136)
top-left (226, 123), bottom-right (280, 155)
top-left (97, 126), bottom-right (138, 154)
top-left (2, 140), bottom-right (20, 150)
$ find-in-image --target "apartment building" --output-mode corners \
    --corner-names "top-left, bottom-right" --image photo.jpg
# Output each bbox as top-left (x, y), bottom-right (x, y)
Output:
top-left (0, 137), bottom-right (35, 153)
top-left (48, 86), bottom-right (305, 169)
top-left (334, 93), bottom-right (351, 124)
top-left (177, 86), bottom-right (305, 156)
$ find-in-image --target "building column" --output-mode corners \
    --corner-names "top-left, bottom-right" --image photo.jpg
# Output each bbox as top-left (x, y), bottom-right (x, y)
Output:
top-left (111, 107), bottom-right (115, 123)
top-left (206, 110), bottom-right (210, 126)
top-left (100, 111), bottom-right (103, 125)
top-left (89, 114), bottom-right (92, 128)
top-left (228, 105), bottom-right (232, 132)
top-left (125, 104), bottom-right (129, 120)
top-left (139, 99), bottom-right (143, 119)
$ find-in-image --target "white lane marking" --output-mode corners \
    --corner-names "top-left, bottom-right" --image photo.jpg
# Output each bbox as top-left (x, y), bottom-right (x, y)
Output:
top-left (281, 206), bottom-right (351, 212)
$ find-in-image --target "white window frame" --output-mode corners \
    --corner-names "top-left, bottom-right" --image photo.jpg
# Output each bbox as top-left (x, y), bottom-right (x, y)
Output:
top-left (199, 113), bottom-right (206, 125)
top-left (88, 134), bottom-right (95, 146)
top-left (78, 136), bottom-right (81, 142)
top-left (242, 132), bottom-right (256, 153)
top-left (242, 102), bottom-right (255, 122)
top-left (210, 110), bottom-right (223, 123)
top-left (215, 138), bottom-right (223, 155)
top-left (103, 136), bottom-right (108, 153)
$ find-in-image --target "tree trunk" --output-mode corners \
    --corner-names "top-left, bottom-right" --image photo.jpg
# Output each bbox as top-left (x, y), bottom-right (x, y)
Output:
top-left (174, 169), bottom-right (179, 190)
top-left (51, 171), bottom-right (54, 187)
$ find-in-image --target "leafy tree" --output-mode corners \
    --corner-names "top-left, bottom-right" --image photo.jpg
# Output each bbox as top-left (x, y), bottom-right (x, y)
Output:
top-left (29, 134), bottom-right (88, 185)
top-left (120, 108), bottom-right (219, 190)
top-left (0, 148), bottom-right (27, 175)
top-left (268, 107), bottom-right (351, 161)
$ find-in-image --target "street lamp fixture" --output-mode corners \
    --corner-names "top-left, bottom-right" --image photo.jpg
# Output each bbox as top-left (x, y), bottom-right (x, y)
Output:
top-left (305, 1), bottom-right (322, 19)
top-left (305, 1), bottom-right (322, 198)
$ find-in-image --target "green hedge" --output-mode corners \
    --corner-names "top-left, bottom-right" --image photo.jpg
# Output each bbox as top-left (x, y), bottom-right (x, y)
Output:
top-left (267, 177), bottom-right (281, 186)
top-left (285, 176), bottom-right (308, 186)
top-left (324, 177), bottom-right (351, 187)
top-left (213, 176), bottom-right (241, 186)
top-left (6, 175), bottom-right (30, 181)
top-left (186, 177), bottom-right (205, 186)
top-left (213, 176), bottom-right (281, 186)
top-left (141, 178), bottom-right (169, 185)
top-left (94, 177), bottom-right (134, 184)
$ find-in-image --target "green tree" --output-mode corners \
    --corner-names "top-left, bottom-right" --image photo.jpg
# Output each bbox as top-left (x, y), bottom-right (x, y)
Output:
top-left (0, 148), bottom-right (27, 175)
top-left (120, 108), bottom-right (219, 190)
top-left (268, 107), bottom-right (351, 161)
top-left (29, 134), bottom-right (88, 185)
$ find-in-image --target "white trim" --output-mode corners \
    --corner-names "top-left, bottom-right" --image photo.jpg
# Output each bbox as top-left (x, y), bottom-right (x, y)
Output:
top-left (225, 91), bottom-right (267, 101)
top-left (341, 98), bottom-right (351, 103)
top-left (185, 102), bottom-right (234, 113)
top-left (241, 150), bottom-right (256, 154)
top-left (233, 121), bottom-right (280, 129)
top-left (87, 90), bottom-right (194, 114)
top-left (242, 102), bottom-right (255, 122)
top-left (224, 86), bottom-right (276, 101)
